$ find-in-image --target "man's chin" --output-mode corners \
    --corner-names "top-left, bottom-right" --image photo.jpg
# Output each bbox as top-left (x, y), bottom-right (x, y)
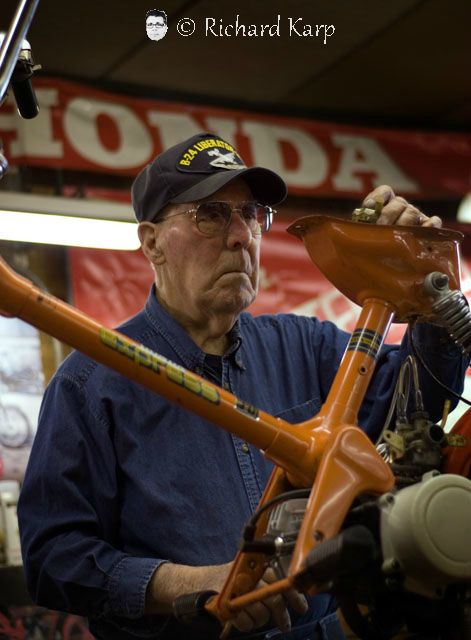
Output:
top-left (213, 288), bottom-right (257, 314)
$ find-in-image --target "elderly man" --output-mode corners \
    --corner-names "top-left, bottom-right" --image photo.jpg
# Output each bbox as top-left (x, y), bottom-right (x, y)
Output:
top-left (18, 133), bottom-right (466, 640)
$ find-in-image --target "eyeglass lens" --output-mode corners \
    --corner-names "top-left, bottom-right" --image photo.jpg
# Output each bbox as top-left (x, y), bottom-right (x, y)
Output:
top-left (195, 202), bottom-right (269, 235)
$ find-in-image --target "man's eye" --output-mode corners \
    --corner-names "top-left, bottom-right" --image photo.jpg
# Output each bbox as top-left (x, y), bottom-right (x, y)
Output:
top-left (241, 204), bottom-right (258, 220)
top-left (199, 204), bottom-right (225, 220)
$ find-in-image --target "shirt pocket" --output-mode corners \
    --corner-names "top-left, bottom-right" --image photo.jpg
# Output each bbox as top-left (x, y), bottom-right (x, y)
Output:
top-left (274, 397), bottom-right (321, 424)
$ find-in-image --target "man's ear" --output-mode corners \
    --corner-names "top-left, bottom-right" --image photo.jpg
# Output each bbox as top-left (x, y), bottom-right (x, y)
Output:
top-left (138, 222), bottom-right (165, 265)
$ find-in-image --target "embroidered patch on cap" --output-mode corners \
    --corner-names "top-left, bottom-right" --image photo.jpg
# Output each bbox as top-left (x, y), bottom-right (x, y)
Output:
top-left (177, 137), bottom-right (246, 173)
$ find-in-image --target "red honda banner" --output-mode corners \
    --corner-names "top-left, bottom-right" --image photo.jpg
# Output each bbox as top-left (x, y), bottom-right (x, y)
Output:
top-left (1, 77), bottom-right (470, 200)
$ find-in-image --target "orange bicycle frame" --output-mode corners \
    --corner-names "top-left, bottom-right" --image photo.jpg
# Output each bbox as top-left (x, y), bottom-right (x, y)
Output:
top-left (0, 216), bottom-right (463, 626)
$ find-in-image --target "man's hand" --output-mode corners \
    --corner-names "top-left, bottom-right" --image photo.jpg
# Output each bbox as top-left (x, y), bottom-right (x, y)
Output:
top-left (363, 185), bottom-right (442, 228)
top-left (230, 566), bottom-right (308, 633)
top-left (145, 561), bottom-right (308, 633)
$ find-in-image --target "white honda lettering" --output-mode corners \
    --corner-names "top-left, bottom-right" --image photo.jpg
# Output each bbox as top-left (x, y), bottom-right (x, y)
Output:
top-left (332, 134), bottom-right (418, 193)
top-left (3, 88), bottom-right (63, 158)
top-left (146, 111), bottom-right (200, 150)
top-left (242, 122), bottom-right (328, 188)
top-left (64, 99), bottom-right (152, 169)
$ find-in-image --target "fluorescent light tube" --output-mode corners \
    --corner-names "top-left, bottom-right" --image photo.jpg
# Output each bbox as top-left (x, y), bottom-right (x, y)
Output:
top-left (0, 210), bottom-right (140, 250)
top-left (0, 192), bottom-right (140, 249)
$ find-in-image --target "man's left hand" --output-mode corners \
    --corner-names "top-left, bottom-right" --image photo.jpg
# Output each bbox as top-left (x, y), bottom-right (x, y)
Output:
top-left (363, 185), bottom-right (442, 228)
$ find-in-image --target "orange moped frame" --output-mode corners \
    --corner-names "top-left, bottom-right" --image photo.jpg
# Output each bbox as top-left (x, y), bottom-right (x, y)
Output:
top-left (0, 216), bottom-right (463, 626)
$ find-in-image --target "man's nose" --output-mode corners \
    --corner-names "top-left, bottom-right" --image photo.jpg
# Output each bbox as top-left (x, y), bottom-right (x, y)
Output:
top-left (226, 211), bottom-right (254, 248)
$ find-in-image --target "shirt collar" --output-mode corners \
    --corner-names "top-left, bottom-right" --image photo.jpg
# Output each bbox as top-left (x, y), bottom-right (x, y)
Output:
top-left (144, 285), bottom-right (244, 370)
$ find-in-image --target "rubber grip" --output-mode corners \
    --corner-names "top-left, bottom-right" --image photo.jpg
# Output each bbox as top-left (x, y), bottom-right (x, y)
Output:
top-left (173, 589), bottom-right (218, 623)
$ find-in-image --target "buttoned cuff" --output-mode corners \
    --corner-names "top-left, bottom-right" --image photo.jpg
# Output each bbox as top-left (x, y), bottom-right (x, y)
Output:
top-left (107, 556), bottom-right (164, 619)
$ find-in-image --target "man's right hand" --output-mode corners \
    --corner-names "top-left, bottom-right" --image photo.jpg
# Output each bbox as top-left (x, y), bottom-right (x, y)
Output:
top-left (229, 565), bottom-right (308, 633)
top-left (145, 561), bottom-right (308, 633)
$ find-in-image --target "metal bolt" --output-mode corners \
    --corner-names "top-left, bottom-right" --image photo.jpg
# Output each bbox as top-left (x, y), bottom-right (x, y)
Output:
top-left (431, 273), bottom-right (449, 289)
top-left (381, 492), bottom-right (395, 506)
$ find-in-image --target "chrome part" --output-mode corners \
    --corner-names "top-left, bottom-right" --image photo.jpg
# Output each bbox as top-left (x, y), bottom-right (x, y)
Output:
top-left (0, 0), bottom-right (40, 105)
top-left (266, 497), bottom-right (308, 576)
top-left (424, 272), bottom-right (471, 354)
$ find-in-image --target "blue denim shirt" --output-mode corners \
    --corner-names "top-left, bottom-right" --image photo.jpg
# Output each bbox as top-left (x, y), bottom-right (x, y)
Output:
top-left (18, 286), bottom-right (467, 639)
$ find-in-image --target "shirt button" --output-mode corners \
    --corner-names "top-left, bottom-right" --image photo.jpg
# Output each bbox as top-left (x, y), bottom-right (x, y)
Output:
top-left (241, 443), bottom-right (250, 454)
top-left (223, 382), bottom-right (230, 390)
top-left (195, 366), bottom-right (202, 375)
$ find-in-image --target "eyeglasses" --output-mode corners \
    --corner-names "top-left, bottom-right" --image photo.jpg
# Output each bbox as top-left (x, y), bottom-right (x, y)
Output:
top-left (147, 21), bottom-right (165, 28)
top-left (155, 201), bottom-right (274, 236)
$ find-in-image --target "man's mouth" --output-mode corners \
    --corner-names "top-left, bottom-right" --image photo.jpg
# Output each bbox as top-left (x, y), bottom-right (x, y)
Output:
top-left (221, 270), bottom-right (250, 277)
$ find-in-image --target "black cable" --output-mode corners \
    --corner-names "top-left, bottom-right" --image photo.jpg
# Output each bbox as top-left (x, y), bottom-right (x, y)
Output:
top-left (407, 324), bottom-right (471, 407)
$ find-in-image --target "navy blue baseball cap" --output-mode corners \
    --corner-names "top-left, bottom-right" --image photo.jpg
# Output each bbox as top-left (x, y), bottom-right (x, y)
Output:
top-left (132, 132), bottom-right (287, 223)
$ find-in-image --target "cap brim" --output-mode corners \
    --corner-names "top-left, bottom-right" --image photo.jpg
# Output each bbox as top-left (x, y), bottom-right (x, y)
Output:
top-left (170, 167), bottom-right (287, 207)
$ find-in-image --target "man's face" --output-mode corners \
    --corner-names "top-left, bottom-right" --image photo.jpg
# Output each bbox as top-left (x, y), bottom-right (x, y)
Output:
top-left (146, 16), bottom-right (168, 41)
top-left (150, 179), bottom-right (261, 322)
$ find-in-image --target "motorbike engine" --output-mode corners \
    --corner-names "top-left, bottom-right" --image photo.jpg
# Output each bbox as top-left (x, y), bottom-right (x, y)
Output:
top-left (379, 471), bottom-right (471, 600)
top-left (264, 472), bottom-right (471, 639)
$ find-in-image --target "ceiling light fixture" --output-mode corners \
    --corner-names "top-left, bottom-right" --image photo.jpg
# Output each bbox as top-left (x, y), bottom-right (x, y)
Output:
top-left (0, 192), bottom-right (139, 250)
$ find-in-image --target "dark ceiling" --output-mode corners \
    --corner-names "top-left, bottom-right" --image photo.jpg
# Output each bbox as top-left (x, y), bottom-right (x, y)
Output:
top-left (2, 0), bottom-right (471, 131)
